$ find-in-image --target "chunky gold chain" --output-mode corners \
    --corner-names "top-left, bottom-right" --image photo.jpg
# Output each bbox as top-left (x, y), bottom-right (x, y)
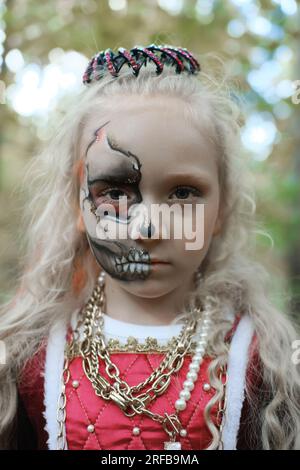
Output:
top-left (56, 278), bottom-right (228, 450)
top-left (217, 364), bottom-right (228, 450)
top-left (76, 280), bottom-right (199, 419)
top-left (56, 352), bottom-right (70, 450)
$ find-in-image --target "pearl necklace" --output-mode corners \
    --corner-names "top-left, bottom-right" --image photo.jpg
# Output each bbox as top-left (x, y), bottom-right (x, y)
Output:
top-left (164, 302), bottom-right (213, 449)
top-left (98, 272), bottom-right (214, 450)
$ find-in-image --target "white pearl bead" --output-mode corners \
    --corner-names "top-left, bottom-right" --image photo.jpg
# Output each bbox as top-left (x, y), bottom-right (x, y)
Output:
top-left (203, 383), bottom-right (211, 392)
top-left (180, 429), bottom-right (187, 437)
top-left (195, 349), bottom-right (205, 362)
top-left (189, 363), bottom-right (200, 373)
top-left (132, 427), bottom-right (140, 436)
top-left (183, 380), bottom-right (194, 391)
top-left (198, 339), bottom-right (207, 345)
top-left (187, 371), bottom-right (198, 382)
top-left (193, 353), bottom-right (203, 361)
top-left (179, 389), bottom-right (191, 401)
top-left (87, 424), bottom-right (95, 433)
top-left (175, 398), bottom-right (187, 411)
top-left (192, 355), bottom-right (202, 364)
top-left (72, 380), bottom-right (79, 388)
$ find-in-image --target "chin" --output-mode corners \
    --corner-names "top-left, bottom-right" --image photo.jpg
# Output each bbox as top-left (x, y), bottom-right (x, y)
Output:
top-left (120, 280), bottom-right (174, 299)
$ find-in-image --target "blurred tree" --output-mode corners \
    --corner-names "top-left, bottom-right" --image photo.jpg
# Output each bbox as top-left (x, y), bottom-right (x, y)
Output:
top-left (0, 0), bottom-right (299, 315)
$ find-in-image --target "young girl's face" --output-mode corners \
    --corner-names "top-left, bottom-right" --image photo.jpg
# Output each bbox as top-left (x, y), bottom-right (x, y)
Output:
top-left (79, 95), bottom-right (222, 298)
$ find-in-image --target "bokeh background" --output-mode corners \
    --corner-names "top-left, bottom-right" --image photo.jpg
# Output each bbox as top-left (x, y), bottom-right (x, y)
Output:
top-left (0, 0), bottom-right (299, 317)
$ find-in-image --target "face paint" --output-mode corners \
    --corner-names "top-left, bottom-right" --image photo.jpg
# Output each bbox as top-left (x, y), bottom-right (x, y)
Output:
top-left (80, 121), bottom-right (152, 282)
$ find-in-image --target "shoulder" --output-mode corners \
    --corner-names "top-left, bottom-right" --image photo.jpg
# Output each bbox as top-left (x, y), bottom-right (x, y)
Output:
top-left (17, 340), bottom-right (49, 450)
top-left (235, 322), bottom-right (265, 450)
top-left (17, 316), bottom-right (72, 450)
top-left (18, 340), bottom-right (47, 392)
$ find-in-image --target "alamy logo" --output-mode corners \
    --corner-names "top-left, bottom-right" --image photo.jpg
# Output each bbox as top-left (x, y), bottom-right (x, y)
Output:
top-left (0, 80), bottom-right (6, 104)
top-left (95, 197), bottom-right (205, 250)
top-left (292, 80), bottom-right (300, 105)
top-left (291, 340), bottom-right (300, 365)
top-left (0, 340), bottom-right (6, 365)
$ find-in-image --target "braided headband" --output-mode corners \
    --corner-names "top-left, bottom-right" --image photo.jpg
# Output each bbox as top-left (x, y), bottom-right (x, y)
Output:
top-left (82, 43), bottom-right (200, 85)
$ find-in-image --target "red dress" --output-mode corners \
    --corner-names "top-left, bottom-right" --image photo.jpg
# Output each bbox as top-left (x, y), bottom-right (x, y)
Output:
top-left (17, 313), bottom-right (260, 450)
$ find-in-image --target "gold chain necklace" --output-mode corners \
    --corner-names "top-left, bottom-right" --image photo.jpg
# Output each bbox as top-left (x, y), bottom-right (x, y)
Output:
top-left (57, 272), bottom-right (228, 450)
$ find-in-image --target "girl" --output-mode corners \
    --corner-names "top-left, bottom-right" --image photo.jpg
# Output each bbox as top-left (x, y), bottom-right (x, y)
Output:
top-left (0, 44), bottom-right (300, 450)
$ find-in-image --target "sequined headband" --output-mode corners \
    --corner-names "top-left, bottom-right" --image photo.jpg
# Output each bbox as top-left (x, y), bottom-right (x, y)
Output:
top-left (82, 43), bottom-right (200, 85)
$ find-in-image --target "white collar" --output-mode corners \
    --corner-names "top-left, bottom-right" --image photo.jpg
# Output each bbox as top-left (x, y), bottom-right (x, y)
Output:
top-left (70, 309), bottom-right (184, 344)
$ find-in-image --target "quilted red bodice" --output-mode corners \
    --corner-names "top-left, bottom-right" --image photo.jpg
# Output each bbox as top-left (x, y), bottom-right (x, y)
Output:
top-left (18, 314), bottom-right (250, 450)
top-left (64, 352), bottom-right (222, 450)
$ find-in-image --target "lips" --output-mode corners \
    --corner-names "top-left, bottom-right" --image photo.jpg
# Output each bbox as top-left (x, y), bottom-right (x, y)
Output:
top-left (150, 259), bottom-right (170, 264)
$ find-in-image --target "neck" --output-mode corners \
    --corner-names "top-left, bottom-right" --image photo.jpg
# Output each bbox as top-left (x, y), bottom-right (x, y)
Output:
top-left (104, 276), bottom-right (195, 326)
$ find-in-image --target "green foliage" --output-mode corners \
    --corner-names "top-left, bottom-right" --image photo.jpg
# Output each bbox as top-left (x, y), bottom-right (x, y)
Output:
top-left (0, 0), bottom-right (299, 312)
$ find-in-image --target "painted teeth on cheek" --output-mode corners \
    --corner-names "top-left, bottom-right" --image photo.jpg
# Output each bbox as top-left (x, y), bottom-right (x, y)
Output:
top-left (123, 263), bottom-right (130, 273)
top-left (136, 263), bottom-right (143, 273)
top-left (113, 257), bottom-right (151, 275)
top-left (115, 252), bottom-right (150, 266)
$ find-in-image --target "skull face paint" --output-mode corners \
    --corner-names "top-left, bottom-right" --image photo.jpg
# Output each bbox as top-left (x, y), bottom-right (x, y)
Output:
top-left (77, 96), bottom-right (223, 326)
top-left (79, 121), bottom-right (153, 282)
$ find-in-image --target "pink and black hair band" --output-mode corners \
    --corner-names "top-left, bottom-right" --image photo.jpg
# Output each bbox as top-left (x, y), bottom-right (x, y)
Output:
top-left (82, 44), bottom-right (201, 85)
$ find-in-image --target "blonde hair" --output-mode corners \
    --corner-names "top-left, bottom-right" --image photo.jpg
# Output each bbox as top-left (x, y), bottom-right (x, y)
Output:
top-left (1, 53), bottom-right (300, 450)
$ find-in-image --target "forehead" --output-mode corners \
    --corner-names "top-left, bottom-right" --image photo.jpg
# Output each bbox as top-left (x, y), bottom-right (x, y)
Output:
top-left (80, 96), bottom-right (218, 175)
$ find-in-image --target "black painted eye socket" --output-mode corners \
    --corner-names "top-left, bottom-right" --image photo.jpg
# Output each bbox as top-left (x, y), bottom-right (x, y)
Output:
top-left (91, 187), bottom-right (135, 207)
top-left (106, 189), bottom-right (127, 200)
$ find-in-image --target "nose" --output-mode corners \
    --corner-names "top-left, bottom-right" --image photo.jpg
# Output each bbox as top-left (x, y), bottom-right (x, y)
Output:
top-left (133, 219), bottom-right (166, 251)
top-left (139, 220), bottom-right (155, 238)
top-left (130, 200), bottom-right (167, 242)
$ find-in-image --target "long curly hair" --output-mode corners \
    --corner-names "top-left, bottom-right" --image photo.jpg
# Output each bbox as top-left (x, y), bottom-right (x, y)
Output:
top-left (0, 52), bottom-right (300, 450)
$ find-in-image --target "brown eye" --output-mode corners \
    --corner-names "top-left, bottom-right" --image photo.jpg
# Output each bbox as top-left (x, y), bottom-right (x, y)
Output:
top-left (170, 186), bottom-right (203, 200)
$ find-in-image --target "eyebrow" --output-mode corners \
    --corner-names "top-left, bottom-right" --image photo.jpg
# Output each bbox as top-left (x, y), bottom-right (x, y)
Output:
top-left (88, 172), bottom-right (213, 188)
top-left (163, 172), bottom-right (213, 187)
top-left (88, 174), bottom-right (137, 186)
